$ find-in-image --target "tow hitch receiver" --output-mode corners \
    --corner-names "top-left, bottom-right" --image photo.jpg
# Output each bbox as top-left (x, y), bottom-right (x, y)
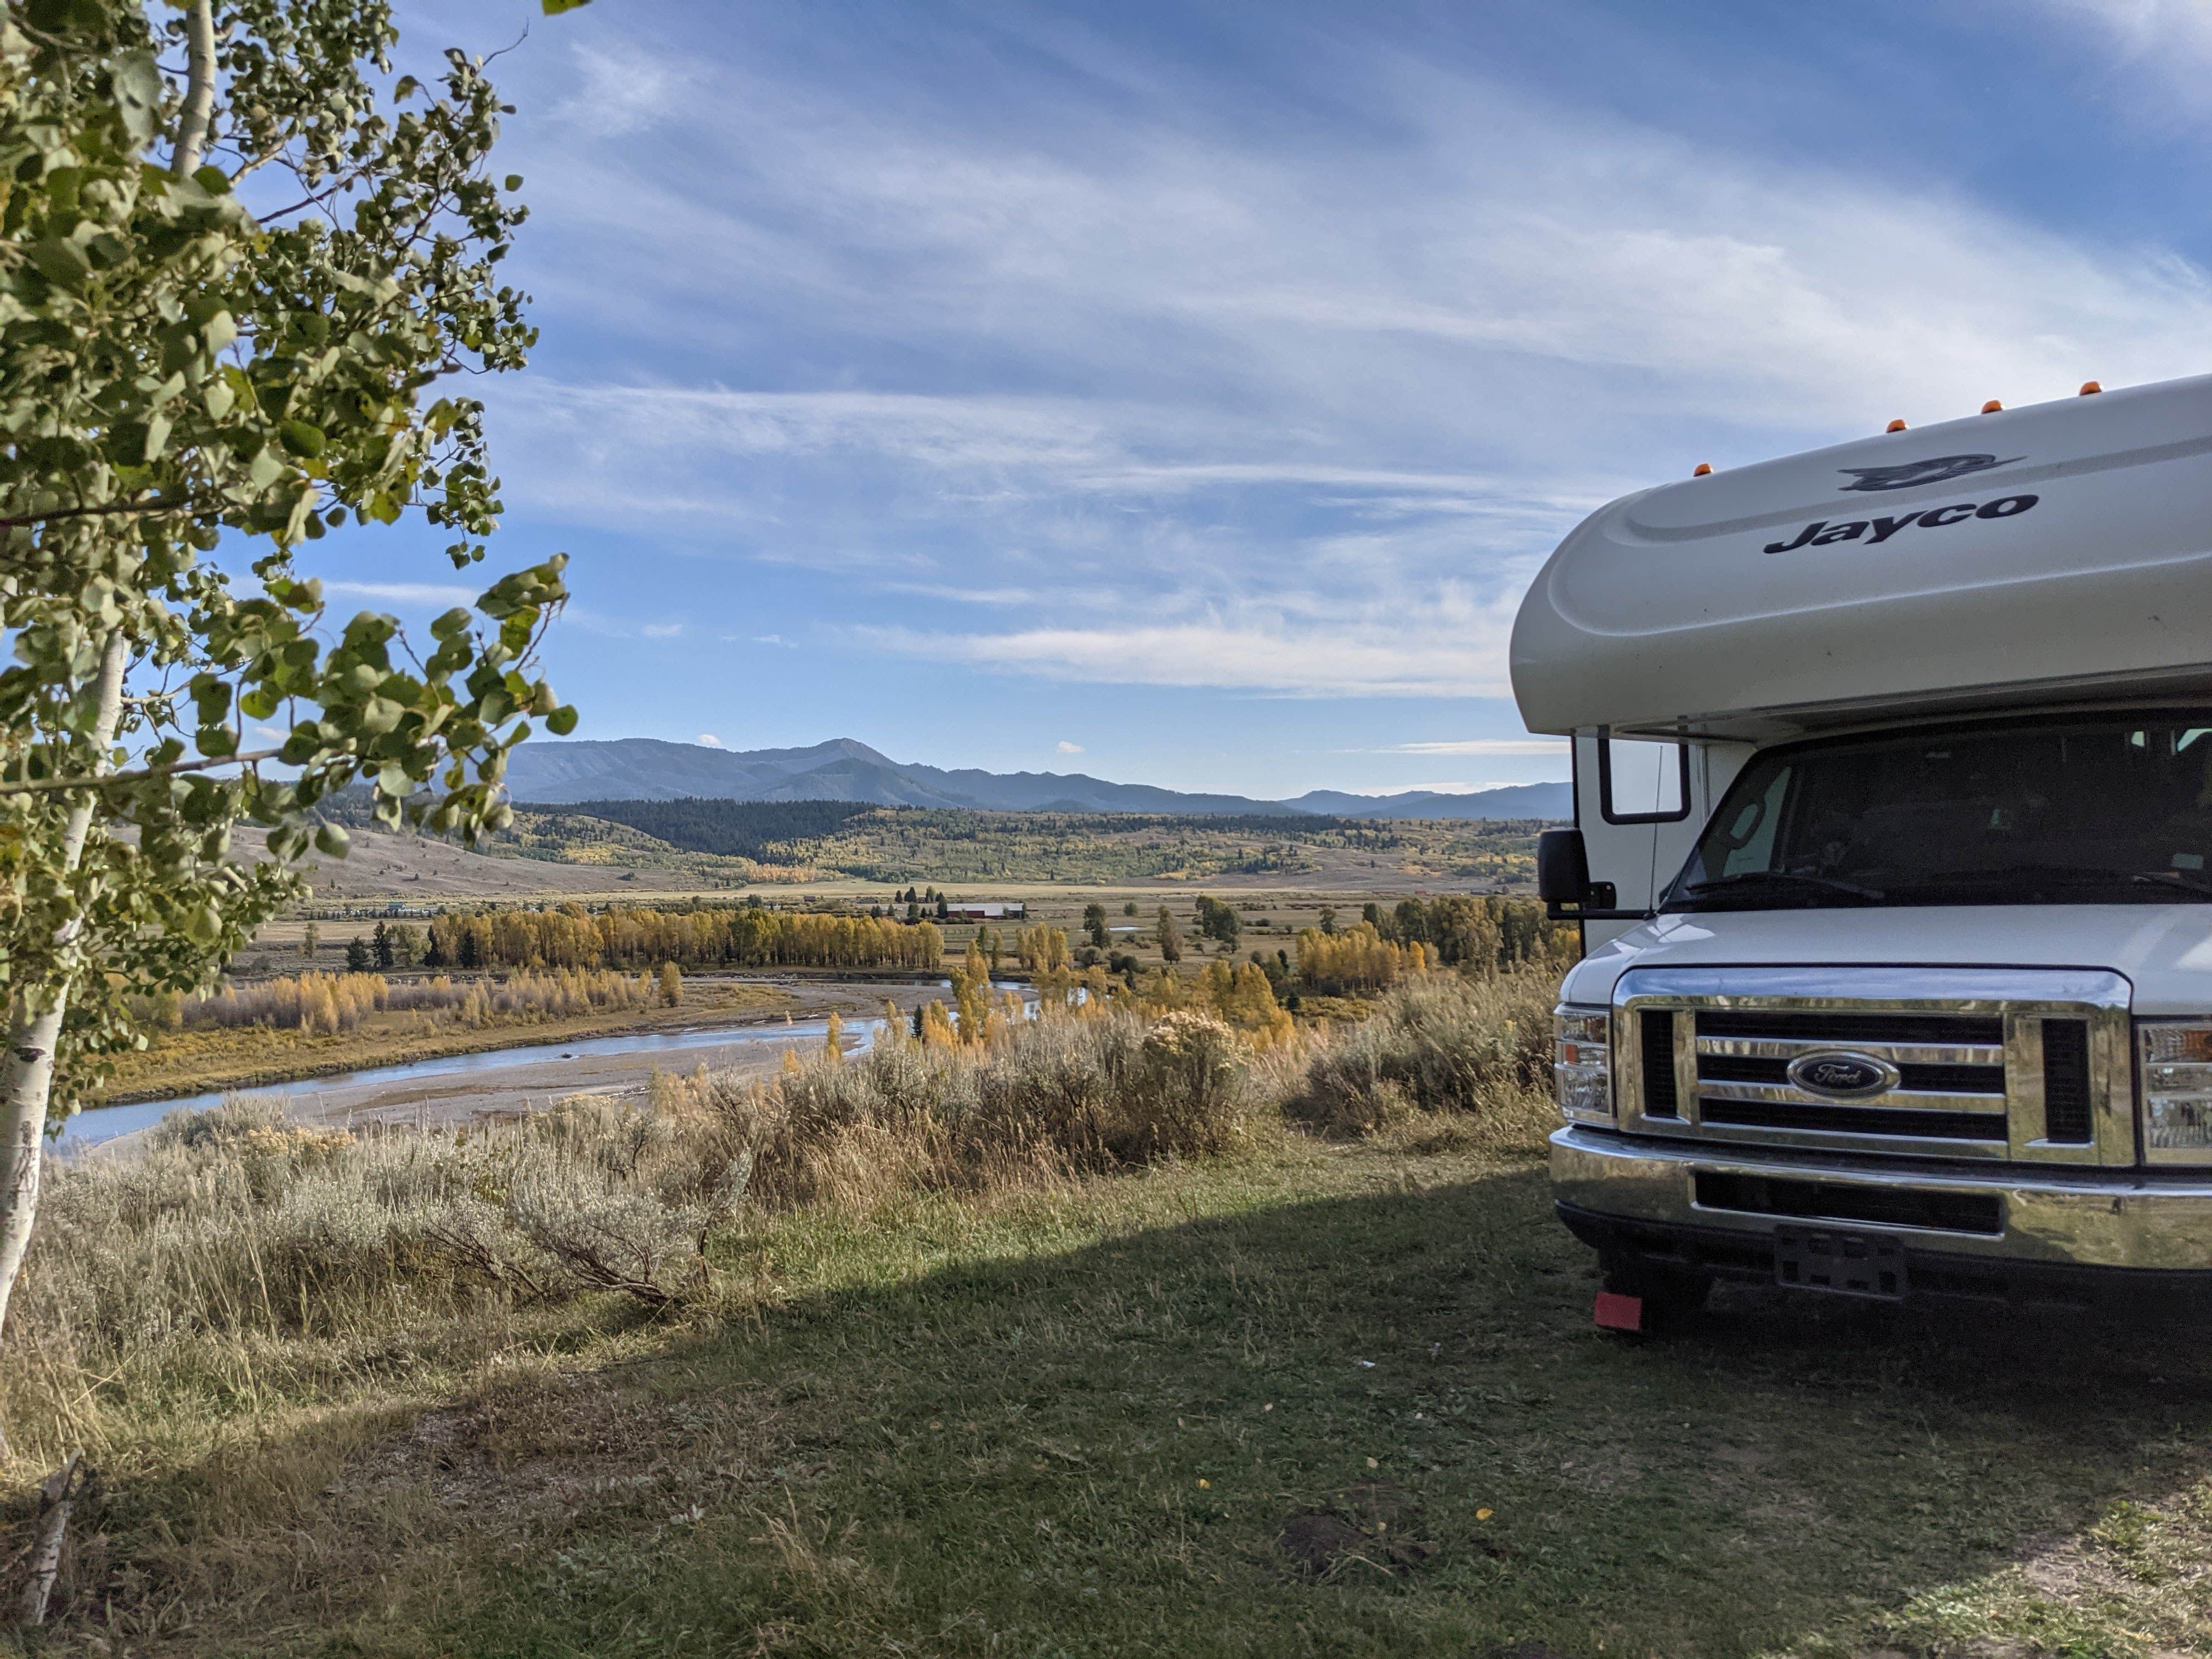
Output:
top-left (1592, 1290), bottom-right (1645, 1331)
top-left (1774, 1225), bottom-right (1908, 1300)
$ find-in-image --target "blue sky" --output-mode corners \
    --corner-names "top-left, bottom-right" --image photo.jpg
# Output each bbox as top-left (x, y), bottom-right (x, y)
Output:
top-left (315, 0), bottom-right (2212, 800)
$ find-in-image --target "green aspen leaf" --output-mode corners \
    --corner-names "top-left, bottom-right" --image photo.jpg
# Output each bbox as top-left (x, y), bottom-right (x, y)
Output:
top-left (546, 704), bottom-right (578, 736)
top-left (278, 420), bottom-right (327, 459)
top-left (314, 822), bottom-right (351, 858)
top-left (28, 237), bottom-right (91, 290)
top-left (542, 0), bottom-right (593, 11)
top-left (142, 411), bottom-right (171, 462)
top-left (110, 50), bottom-right (163, 145)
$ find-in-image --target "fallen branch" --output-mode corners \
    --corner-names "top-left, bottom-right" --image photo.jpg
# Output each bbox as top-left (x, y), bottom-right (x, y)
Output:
top-left (16, 1449), bottom-right (87, 1626)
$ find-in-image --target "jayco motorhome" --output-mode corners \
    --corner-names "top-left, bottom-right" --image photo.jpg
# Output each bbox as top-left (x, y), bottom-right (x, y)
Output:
top-left (1509, 372), bottom-right (2212, 1323)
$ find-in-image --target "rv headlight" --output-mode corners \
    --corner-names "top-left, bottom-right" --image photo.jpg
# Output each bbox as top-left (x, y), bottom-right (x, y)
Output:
top-left (1554, 1006), bottom-right (1613, 1124)
top-left (2140, 1022), bottom-right (2212, 1153)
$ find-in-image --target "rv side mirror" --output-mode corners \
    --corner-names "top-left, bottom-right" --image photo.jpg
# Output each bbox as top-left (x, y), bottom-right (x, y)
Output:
top-left (1537, 828), bottom-right (1592, 909)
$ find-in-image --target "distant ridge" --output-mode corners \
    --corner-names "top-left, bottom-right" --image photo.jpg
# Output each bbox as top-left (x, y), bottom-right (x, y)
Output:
top-left (501, 737), bottom-right (1570, 821)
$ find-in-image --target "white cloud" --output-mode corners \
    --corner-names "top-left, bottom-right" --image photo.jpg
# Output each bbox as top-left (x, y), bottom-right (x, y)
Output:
top-left (323, 580), bottom-right (477, 607)
top-left (1378, 739), bottom-right (1572, 756)
top-left (496, 19), bottom-right (2212, 704)
top-left (1055, 740), bottom-right (1084, 754)
top-left (696, 733), bottom-right (723, 747)
top-left (855, 608), bottom-right (1517, 699)
top-left (639, 622), bottom-right (685, 638)
top-left (2020, 1), bottom-right (2212, 116)
top-left (556, 41), bottom-right (700, 138)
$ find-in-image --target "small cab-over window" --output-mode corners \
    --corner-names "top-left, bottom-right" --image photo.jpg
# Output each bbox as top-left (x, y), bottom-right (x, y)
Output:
top-left (1600, 736), bottom-right (1690, 823)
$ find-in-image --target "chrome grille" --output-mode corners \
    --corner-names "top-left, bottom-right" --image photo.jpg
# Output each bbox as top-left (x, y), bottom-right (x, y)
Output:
top-left (1613, 967), bottom-right (2134, 1165)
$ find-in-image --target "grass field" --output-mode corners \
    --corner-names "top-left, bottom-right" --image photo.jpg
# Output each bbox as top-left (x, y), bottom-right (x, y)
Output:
top-left (19, 1122), bottom-right (2212, 1657)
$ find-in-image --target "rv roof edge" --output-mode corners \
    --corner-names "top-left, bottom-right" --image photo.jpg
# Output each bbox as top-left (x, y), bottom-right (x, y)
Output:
top-left (1510, 371), bottom-right (2212, 740)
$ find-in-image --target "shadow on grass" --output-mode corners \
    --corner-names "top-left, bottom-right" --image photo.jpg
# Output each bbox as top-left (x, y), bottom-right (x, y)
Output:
top-left (48, 1156), bottom-right (2212, 1658)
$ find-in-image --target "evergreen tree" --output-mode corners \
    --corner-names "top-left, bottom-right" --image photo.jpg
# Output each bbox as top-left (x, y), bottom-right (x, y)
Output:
top-left (301, 921), bottom-right (317, 958)
top-left (1082, 902), bottom-right (1108, 949)
top-left (371, 920), bottom-right (393, 970)
top-left (344, 935), bottom-right (371, 972)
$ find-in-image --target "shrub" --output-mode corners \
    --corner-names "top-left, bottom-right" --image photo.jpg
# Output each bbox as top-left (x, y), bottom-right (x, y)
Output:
top-left (2, 1094), bottom-right (752, 1464)
top-left (708, 1006), bottom-right (1269, 1212)
top-left (1288, 969), bottom-right (1556, 1139)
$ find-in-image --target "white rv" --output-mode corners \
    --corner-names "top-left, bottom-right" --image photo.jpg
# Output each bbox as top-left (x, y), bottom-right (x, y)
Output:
top-left (1509, 372), bottom-right (2212, 1318)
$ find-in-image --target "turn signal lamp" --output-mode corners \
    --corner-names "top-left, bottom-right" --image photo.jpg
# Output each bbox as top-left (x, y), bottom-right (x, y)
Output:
top-left (2080, 380), bottom-right (2103, 395)
top-left (1981, 399), bottom-right (2004, 413)
top-left (1692, 462), bottom-right (1712, 477)
top-left (2140, 1023), bottom-right (2212, 1155)
top-left (1886, 419), bottom-right (1908, 432)
top-left (1554, 1007), bottom-right (1612, 1124)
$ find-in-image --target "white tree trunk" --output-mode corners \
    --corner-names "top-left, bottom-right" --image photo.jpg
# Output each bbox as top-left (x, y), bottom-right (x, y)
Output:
top-left (0, 635), bottom-right (127, 1363)
top-left (173, 0), bottom-right (216, 178)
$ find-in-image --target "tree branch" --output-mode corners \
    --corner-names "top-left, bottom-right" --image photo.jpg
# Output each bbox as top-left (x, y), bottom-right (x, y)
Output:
top-left (1, 747), bottom-right (284, 795)
top-left (0, 495), bottom-right (203, 532)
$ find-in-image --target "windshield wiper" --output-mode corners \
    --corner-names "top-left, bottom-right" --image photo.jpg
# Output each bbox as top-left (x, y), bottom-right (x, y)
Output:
top-left (1678, 870), bottom-right (1886, 904)
top-left (2132, 870), bottom-right (2212, 899)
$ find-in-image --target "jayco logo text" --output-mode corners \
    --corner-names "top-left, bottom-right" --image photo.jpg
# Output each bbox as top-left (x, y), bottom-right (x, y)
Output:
top-left (1763, 493), bottom-right (2039, 555)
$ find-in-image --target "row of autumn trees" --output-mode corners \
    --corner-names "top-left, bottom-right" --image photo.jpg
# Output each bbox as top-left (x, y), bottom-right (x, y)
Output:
top-left (421, 905), bottom-right (945, 973)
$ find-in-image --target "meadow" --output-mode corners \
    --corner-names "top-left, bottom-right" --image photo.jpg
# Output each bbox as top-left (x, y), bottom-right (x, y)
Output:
top-left (4, 968), bottom-right (2203, 1657)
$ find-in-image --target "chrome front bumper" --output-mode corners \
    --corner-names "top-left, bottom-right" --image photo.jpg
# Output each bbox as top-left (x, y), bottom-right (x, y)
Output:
top-left (1553, 1124), bottom-right (2212, 1272)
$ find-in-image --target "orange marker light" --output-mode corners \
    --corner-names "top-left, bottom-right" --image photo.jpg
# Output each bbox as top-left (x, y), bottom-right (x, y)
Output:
top-left (2080, 380), bottom-right (2103, 395)
top-left (1692, 462), bottom-right (1713, 477)
top-left (1886, 419), bottom-right (1908, 433)
top-left (1982, 399), bottom-right (2004, 413)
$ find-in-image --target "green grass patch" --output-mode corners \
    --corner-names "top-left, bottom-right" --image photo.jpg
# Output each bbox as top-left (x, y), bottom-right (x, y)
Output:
top-left (37, 1136), bottom-right (2212, 1657)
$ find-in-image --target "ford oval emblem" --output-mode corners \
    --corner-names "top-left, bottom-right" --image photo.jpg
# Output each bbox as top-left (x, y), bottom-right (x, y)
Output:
top-left (1785, 1051), bottom-right (1899, 1099)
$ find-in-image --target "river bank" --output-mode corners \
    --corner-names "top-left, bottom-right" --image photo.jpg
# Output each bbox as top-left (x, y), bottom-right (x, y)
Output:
top-left (87, 971), bottom-right (979, 1105)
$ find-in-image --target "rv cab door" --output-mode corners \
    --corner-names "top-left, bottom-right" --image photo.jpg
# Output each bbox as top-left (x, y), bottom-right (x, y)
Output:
top-left (1572, 731), bottom-right (1708, 952)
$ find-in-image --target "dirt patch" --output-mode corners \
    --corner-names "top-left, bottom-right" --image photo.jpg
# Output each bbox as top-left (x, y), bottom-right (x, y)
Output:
top-left (1278, 1479), bottom-right (1437, 1577)
top-left (1278, 1511), bottom-right (1370, 1575)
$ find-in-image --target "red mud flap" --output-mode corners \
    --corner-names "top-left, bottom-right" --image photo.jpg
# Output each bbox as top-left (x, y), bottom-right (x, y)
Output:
top-left (1593, 1290), bottom-right (1644, 1332)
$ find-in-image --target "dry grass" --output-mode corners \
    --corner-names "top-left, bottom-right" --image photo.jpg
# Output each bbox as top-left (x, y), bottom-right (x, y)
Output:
top-left (1288, 968), bottom-right (1557, 1141)
top-left (0, 968), bottom-right (1570, 1649)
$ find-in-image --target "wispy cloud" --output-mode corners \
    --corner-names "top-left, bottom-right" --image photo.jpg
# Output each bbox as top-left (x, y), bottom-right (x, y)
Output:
top-left (1056, 740), bottom-right (1084, 754)
top-left (855, 611), bottom-right (1517, 699)
top-left (324, 580), bottom-right (478, 607)
top-left (696, 732), bottom-right (723, 747)
top-left (487, 14), bottom-right (2212, 727)
top-left (1375, 738), bottom-right (1572, 756)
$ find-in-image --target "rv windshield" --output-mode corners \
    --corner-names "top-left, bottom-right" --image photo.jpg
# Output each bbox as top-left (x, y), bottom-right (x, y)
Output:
top-left (1664, 713), bottom-right (2212, 911)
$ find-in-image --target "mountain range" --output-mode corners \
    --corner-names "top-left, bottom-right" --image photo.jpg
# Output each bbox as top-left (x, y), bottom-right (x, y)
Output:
top-left (501, 738), bottom-right (1570, 821)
